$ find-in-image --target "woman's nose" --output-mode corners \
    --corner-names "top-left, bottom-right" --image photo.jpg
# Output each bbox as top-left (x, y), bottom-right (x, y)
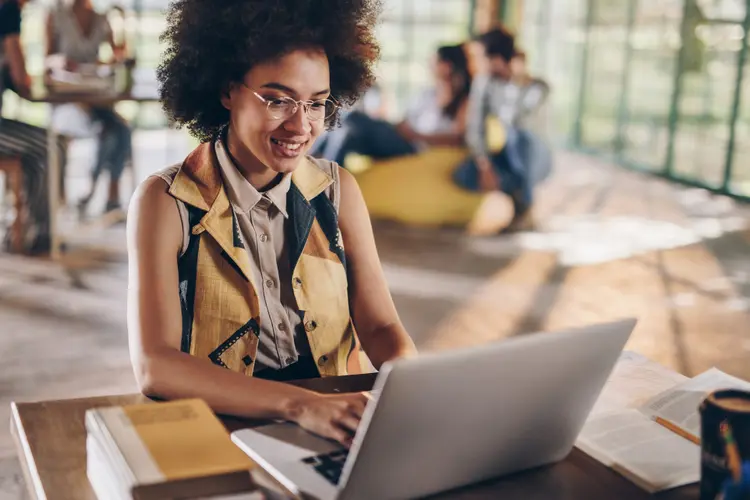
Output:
top-left (283, 104), bottom-right (312, 135)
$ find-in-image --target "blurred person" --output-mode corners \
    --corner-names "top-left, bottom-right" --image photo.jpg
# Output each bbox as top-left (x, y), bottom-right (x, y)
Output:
top-left (45, 0), bottom-right (132, 216)
top-left (127, 0), bottom-right (416, 447)
top-left (396, 44), bottom-right (472, 148)
top-left (455, 28), bottom-right (550, 233)
top-left (0, 0), bottom-right (68, 254)
top-left (312, 43), bottom-right (472, 166)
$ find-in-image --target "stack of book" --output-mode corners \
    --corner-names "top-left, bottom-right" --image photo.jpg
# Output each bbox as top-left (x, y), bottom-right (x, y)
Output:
top-left (85, 398), bottom-right (263, 499)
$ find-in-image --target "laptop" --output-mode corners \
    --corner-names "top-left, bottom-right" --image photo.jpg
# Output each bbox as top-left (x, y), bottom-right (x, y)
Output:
top-left (231, 319), bottom-right (636, 500)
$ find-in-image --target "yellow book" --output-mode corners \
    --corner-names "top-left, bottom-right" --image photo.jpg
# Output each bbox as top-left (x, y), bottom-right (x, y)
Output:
top-left (85, 398), bottom-right (258, 500)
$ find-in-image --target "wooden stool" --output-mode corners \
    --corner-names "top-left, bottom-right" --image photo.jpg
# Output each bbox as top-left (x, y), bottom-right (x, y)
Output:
top-left (0, 156), bottom-right (25, 253)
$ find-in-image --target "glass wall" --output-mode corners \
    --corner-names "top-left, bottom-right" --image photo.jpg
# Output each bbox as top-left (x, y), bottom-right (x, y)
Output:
top-left (4, 0), bottom-right (472, 127)
top-left (515, 0), bottom-right (588, 140)
top-left (731, 36), bottom-right (750, 195)
top-left (620, 0), bottom-right (682, 169)
top-left (510, 0), bottom-right (750, 199)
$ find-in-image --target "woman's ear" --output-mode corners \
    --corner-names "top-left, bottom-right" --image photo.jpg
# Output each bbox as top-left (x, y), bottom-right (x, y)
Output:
top-left (220, 83), bottom-right (234, 111)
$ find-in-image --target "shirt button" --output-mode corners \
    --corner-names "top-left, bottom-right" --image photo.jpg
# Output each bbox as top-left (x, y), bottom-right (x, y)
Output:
top-left (293, 277), bottom-right (303, 289)
top-left (305, 320), bottom-right (318, 332)
top-left (265, 279), bottom-right (275, 288)
top-left (278, 323), bottom-right (286, 332)
top-left (259, 234), bottom-right (268, 242)
top-left (318, 355), bottom-right (329, 367)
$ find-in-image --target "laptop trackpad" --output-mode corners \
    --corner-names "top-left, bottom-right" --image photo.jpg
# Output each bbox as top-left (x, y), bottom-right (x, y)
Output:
top-left (239, 423), bottom-right (343, 462)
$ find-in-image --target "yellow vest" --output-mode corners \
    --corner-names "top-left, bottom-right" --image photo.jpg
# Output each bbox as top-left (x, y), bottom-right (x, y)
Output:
top-left (167, 142), bottom-right (363, 377)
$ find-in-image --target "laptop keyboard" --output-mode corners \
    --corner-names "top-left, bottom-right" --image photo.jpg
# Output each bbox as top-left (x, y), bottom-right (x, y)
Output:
top-left (301, 449), bottom-right (349, 485)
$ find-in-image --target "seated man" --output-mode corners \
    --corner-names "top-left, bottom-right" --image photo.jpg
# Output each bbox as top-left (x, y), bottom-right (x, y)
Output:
top-left (0, 0), bottom-right (67, 254)
top-left (455, 27), bottom-right (551, 233)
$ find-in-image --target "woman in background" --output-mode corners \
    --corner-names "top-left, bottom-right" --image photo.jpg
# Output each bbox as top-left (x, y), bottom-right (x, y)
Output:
top-left (395, 44), bottom-right (472, 149)
top-left (313, 43), bottom-right (472, 166)
top-left (46, 0), bottom-right (132, 216)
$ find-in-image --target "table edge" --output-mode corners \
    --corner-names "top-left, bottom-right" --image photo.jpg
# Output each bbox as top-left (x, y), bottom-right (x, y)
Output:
top-left (10, 402), bottom-right (46, 500)
top-left (10, 393), bottom-right (140, 407)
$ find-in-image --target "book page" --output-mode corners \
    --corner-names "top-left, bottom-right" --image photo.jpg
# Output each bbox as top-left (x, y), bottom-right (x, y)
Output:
top-left (576, 410), bottom-right (700, 492)
top-left (639, 368), bottom-right (750, 438)
top-left (588, 351), bottom-right (688, 418)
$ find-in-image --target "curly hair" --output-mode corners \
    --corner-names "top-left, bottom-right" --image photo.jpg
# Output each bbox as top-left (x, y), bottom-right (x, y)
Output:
top-left (157, 0), bottom-right (382, 142)
top-left (476, 27), bottom-right (516, 63)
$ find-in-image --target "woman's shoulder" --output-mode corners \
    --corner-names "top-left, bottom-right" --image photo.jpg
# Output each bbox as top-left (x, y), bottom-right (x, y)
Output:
top-left (94, 10), bottom-right (111, 31)
top-left (135, 166), bottom-right (180, 206)
top-left (49, 6), bottom-right (70, 25)
top-left (132, 164), bottom-right (184, 216)
top-left (304, 155), bottom-right (342, 212)
top-left (305, 155), bottom-right (339, 178)
top-left (0, 1), bottom-right (21, 37)
top-left (150, 163), bottom-right (182, 187)
top-left (127, 172), bottom-right (184, 261)
top-left (130, 167), bottom-right (183, 235)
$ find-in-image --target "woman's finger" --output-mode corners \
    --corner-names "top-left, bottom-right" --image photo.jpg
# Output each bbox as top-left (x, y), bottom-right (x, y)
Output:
top-left (336, 412), bottom-right (361, 434)
top-left (326, 425), bottom-right (354, 447)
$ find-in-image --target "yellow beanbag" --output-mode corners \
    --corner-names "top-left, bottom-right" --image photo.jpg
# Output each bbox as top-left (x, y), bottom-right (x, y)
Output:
top-left (348, 116), bottom-right (511, 231)
top-left (351, 147), bottom-right (479, 227)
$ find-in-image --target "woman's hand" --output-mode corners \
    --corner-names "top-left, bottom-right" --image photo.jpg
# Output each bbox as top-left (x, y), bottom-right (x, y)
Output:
top-left (286, 392), bottom-right (371, 447)
top-left (396, 121), bottom-right (421, 143)
top-left (64, 58), bottom-right (80, 72)
top-left (477, 156), bottom-right (499, 192)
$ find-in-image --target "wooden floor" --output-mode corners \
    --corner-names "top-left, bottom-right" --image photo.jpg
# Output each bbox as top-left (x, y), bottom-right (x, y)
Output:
top-left (1, 140), bottom-right (749, 499)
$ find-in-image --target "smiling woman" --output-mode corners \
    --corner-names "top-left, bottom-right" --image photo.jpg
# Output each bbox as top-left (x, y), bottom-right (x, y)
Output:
top-left (126, 0), bottom-right (417, 447)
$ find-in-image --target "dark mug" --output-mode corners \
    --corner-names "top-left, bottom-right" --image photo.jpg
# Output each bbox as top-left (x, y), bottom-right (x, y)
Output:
top-left (700, 389), bottom-right (750, 500)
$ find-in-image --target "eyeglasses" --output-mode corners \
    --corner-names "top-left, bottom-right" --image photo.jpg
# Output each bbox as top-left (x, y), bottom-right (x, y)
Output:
top-left (248, 88), bottom-right (339, 121)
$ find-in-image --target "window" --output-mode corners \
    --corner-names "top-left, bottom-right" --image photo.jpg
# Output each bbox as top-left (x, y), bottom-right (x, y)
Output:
top-left (376, 0), bottom-right (471, 120)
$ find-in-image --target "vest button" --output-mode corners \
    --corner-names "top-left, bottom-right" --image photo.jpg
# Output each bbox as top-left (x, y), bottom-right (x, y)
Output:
top-left (293, 277), bottom-right (303, 289)
top-left (305, 320), bottom-right (318, 332)
top-left (318, 355), bottom-right (328, 366)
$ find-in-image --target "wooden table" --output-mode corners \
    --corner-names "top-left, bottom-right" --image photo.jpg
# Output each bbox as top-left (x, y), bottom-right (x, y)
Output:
top-left (10, 374), bottom-right (697, 500)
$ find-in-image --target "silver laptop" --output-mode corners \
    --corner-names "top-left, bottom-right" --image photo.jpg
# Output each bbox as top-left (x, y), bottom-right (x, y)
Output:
top-left (231, 319), bottom-right (636, 500)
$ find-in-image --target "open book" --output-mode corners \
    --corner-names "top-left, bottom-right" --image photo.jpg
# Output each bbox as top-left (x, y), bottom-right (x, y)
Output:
top-left (577, 365), bottom-right (750, 493)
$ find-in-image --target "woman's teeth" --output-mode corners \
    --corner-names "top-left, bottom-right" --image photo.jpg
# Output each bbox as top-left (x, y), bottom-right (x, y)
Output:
top-left (271, 138), bottom-right (303, 151)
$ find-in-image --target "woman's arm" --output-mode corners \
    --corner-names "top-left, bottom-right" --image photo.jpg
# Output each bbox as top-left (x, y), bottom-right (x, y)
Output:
top-left (127, 177), bottom-right (368, 445)
top-left (338, 168), bottom-right (418, 368)
top-left (104, 15), bottom-right (126, 62)
top-left (44, 12), bottom-right (56, 58)
top-left (396, 99), bottom-right (469, 148)
top-left (395, 120), bottom-right (463, 148)
top-left (3, 34), bottom-right (31, 98)
top-left (411, 130), bottom-right (464, 148)
top-left (1, 2), bottom-right (30, 98)
top-left (464, 75), bottom-right (499, 191)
